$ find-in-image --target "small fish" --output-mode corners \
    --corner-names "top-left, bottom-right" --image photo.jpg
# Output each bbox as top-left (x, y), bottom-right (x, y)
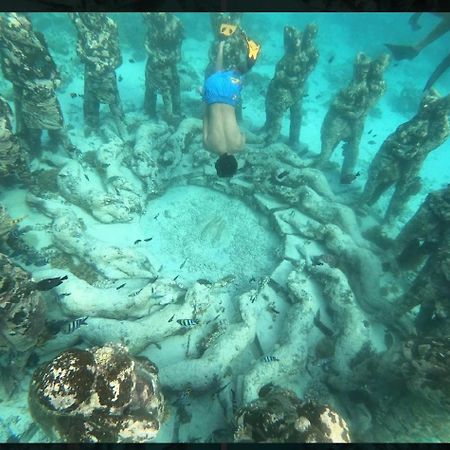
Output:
top-left (116, 283), bottom-right (126, 290)
top-left (197, 278), bottom-right (212, 285)
top-left (101, 163), bottom-right (111, 168)
top-left (134, 239), bottom-right (142, 245)
top-left (177, 318), bottom-right (199, 328)
top-left (70, 92), bottom-right (78, 98)
top-left (212, 381), bottom-right (231, 397)
top-left (368, 129), bottom-right (373, 135)
top-left (328, 55), bottom-right (335, 63)
top-left (173, 275), bottom-right (180, 281)
top-left (372, 134), bottom-right (377, 138)
top-left (144, 237), bottom-right (153, 242)
top-left (368, 140), bottom-right (376, 145)
top-left (129, 58), bottom-right (135, 63)
top-left (62, 316), bottom-right (88, 334)
top-left (276, 170), bottom-right (289, 180)
top-left (179, 257), bottom-right (188, 269)
top-left (154, 213), bottom-right (160, 220)
top-left (174, 387), bottom-right (192, 407)
top-left (118, 75), bottom-right (123, 82)
top-left (262, 355), bottom-right (279, 362)
top-left (34, 275), bottom-right (68, 291)
top-left (84, 174), bottom-right (90, 181)
top-left (128, 288), bottom-right (143, 297)
top-left (58, 292), bottom-right (71, 297)
top-left (268, 306), bottom-right (280, 314)
top-left (212, 313), bottom-right (221, 321)
top-left (168, 314), bottom-right (175, 323)
top-left (313, 309), bottom-right (334, 337)
top-left (57, 173), bottom-right (67, 177)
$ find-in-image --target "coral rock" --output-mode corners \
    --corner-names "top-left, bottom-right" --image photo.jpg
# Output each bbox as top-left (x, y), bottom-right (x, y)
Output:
top-left (29, 344), bottom-right (165, 443)
top-left (234, 384), bottom-right (350, 443)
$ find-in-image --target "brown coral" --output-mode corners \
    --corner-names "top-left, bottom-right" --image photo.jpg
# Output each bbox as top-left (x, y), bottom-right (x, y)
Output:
top-left (29, 343), bottom-right (165, 443)
top-left (234, 384), bottom-right (350, 443)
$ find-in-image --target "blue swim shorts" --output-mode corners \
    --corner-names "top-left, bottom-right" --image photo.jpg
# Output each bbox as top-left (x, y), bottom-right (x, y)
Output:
top-left (203, 70), bottom-right (243, 107)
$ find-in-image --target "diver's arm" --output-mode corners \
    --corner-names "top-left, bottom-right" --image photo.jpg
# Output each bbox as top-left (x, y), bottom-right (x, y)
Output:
top-left (215, 40), bottom-right (225, 72)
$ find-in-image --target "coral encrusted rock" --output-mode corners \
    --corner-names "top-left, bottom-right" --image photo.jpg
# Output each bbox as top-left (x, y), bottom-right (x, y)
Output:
top-left (234, 384), bottom-right (351, 443)
top-left (28, 343), bottom-right (165, 442)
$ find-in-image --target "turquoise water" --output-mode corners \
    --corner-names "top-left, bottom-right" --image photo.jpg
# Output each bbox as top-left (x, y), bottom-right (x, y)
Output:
top-left (0, 12), bottom-right (449, 443)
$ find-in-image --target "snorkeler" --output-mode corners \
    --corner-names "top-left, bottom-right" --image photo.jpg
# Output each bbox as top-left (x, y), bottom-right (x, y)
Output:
top-left (385, 13), bottom-right (450, 90)
top-left (202, 24), bottom-right (260, 177)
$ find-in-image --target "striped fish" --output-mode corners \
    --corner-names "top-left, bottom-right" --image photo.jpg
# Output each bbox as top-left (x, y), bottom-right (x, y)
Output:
top-left (262, 355), bottom-right (279, 362)
top-left (62, 316), bottom-right (88, 334)
top-left (176, 319), bottom-right (199, 328)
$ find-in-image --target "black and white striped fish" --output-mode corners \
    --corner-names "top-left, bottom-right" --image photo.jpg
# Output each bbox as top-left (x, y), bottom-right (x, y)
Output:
top-left (262, 355), bottom-right (279, 362)
top-left (62, 317), bottom-right (88, 334)
top-left (176, 319), bottom-right (199, 328)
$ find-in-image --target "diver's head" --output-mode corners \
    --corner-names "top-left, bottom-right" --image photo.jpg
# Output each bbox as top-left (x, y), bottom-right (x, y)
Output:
top-left (215, 153), bottom-right (238, 178)
top-left (284, 26), bottom-right (302, 53)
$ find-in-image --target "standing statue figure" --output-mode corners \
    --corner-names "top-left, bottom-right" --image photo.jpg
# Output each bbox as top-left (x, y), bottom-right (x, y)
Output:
top-left (0, 13), bottom-right (78, 156)
top-left (70, 13), bottom-right (129, 141)
top-left (262, 24), bottom-right (319, 149)
top-left (314, 52), bottom-right (389, 184)
top-left (0, 95), bottom-right (31, 185)
top-left (389, 185), bottom-right (450, 334)
top-left (143, 13), bottom-right (184, 126)
top-left (360, 88), bottom-right (450, 225)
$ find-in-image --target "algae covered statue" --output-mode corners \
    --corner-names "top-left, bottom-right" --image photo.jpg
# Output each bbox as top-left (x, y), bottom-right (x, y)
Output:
top-left (70, 13), bottom-right (129, 141)
top-left (262, 23), bottom-right (319, 149)
top-left (143, 12), bottom-right (184, 126)
top-left (0, 94), bottom-right (31, 185)
top-left (202, 23), bottom-right (261, 177)
top-left (314, 52), bottom-right (389, 184)
top-left (388, 185), bottom-right (450, 334)
top-left (360, 88), bottom-right (450, 225)
top-left (0, 13), bottom-right (78, 156)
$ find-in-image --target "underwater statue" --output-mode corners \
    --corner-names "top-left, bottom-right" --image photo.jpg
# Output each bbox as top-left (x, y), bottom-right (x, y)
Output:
top-left (70, 12), bottom-right (129, 141)
top-left (0, 13), bottom-right (78, 156)
top-left (360, 88), bottom-right (450, 225)
top-left (263, 23), bottom-right (319, 149)
top-left (143, 12), bottom-right (184, 126)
